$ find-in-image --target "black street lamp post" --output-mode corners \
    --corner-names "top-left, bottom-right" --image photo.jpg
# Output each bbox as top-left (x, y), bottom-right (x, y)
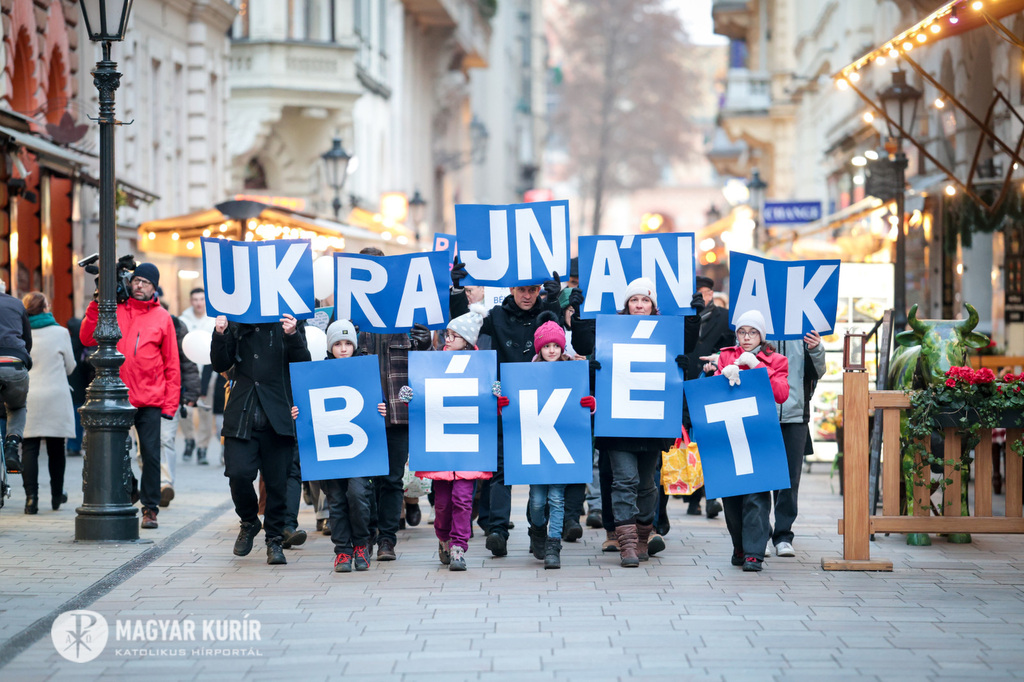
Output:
top-left (321, 137), bottom-right (352, 219)
top-left (76, 0), bottom-right (138, 541)
top-left (878, 69), bottom-right (922, 331)
top-left (747, 169), bottom-right (768, 251)
top-left (408, 189), bottom-right (427, 240)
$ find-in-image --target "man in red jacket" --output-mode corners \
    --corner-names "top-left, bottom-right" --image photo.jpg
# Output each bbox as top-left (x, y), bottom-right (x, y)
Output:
top-left (80, 262), bottom-right (181, 530)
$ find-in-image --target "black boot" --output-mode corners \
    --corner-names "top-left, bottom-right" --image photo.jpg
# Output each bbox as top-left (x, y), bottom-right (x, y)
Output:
top-left (52, 491), bottom-right (68, 511)
top-left (233, 519), bottom-right (262, 556)
top-left (266, 537), bottom-right (287, 565)
top-left (182, 438), bottom-right (195, 461)
top-left (562, 519), bottom-right (583, 543)
top-left (4, 436), bottom-right (22, 474)
top-left (282, 527), bottom-right (307, 549)
top-left (196, 447), bottom-right (208, 466)
top-left (24, 495), bottom-right (38, 515)
top-left (528, 524), bottom-right (547, 560)
top-left (544, 537), bottom-right (561, 569)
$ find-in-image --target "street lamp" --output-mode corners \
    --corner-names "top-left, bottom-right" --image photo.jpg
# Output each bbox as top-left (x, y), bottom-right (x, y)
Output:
top-left (321, 137), bottom-right (352, 219)
top-left (878, 69), bottom-right (922, 331)
top-left (408, 189), bottom-right (427, 240)
top-left (747, 169), bottom-right (768, 250)
top-left (77, 0), bottom-right (138, 541)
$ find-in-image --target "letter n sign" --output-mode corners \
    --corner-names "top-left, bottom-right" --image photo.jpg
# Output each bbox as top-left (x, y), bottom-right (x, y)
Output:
top-left (682, 368), bottom-right (790, 498)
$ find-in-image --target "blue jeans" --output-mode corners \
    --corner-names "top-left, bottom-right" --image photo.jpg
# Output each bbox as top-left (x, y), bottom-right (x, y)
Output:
top-left (528, 484), bottom-right (566, 539)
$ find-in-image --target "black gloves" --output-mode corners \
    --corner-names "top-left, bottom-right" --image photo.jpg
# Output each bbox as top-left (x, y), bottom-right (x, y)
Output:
top-left (542, 271), bottom-right (562, 301)
top-left (451, 255), bottom-right (467, 288)
top-left (161, 413), bottom-right (174, 421)
top-left (690, 291), bottom-right (706, 314)
top-left (589, 359), bottom-right (602, 372)
top-left (567, 287), bottom-right (584, 312)
top-left (675, 354), bottom-right (688, 371)
top-left (410, 323), bottom-right (432, 350)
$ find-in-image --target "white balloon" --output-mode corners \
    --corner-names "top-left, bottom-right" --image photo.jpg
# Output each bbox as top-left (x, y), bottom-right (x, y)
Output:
top-left (312, 256), bottom-right (335, 301)
top-left (304, 325), bottom-right (328, 360)
top-left (181, 330), bottom-right (213, 366)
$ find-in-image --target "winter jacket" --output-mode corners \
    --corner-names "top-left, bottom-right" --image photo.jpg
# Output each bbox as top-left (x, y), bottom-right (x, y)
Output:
top-left (415, 470), bottom-right (493, 482)
top-left (80, 297), bottom-right (181, 415)
top-left (0, 292), bottom-right (32, 367)
top-left (716, 345), bottom-right (790, 404)
top-left (684, 304), bottom-right (735, 380)
top-left (359, 332), bottom-right (431, 426)
top-left (210, 321), bottom-right (310, 440)
top-left (775, 338), bottom-right (826, 424)
top-left (172, 315), bottom-right (201, 405)
top-left (478, 294), bottom-right (562, 369)
top-left (23, 321), bottom-right (76, 439)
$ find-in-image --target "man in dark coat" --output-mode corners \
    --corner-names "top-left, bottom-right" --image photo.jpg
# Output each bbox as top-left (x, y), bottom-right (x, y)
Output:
top-left (0, 278), bottom-right (31, 475)
top-left (211, 313), bottom-right (310, 565)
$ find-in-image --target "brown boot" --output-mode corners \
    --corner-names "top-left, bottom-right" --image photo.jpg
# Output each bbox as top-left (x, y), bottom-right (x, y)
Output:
top-left (602, 530), bottom-right (619, 552)
top-left (636, 523), bottom-right (653, 562)
top-left (616, 524), bottom-right (639, 568)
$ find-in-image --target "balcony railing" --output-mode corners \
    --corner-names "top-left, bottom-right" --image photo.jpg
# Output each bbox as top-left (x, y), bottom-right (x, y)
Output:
top-left (721, 68), bottom-right (771, 113)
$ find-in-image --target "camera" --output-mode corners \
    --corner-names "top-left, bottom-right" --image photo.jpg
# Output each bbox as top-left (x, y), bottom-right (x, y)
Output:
top-left (79, 253), bottom-right (137, 303)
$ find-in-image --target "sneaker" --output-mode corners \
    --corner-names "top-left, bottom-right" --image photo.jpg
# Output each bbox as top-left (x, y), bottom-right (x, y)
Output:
top-left (196, 448), bottom-right (209, 466)
top-left (585, 509), bottom-right (603, 528)
top-left (706, 499), bottom-right (722, 519)
top-left (743, 556), bottom-right (764, 572)
top-left (282, 527), bottom-right (307, 549)
top-left (334, 552), bottom-right (353, 573)
top-left (438, 540), bottom-right (451, 566)
top-left (765, 542), bottom-right (772, 557)
top-left (182, 438), bottom-right (195, 461)
top-left (774, 541), bottom-right (796, 557)
top-left (449, 546), bottom-right (467, 571)
top-left (377, 538), bottom-right (397, 561)
top-left (731, 550), bottom-right (745, 567)
top-left (485, 532), bottom-right (507, 557)
top-left (4, 436), bottom-right (22, 474)
top-left (159, 486), bottom-right (175, 508)
top-left (141, 509), bottom-right (158, 529)
top-left (233, 520), bottom-right (262, 556)
top-left (266, 538), bottom-right (287, 565)
top-left (353, 545), bottom-right (370, 571)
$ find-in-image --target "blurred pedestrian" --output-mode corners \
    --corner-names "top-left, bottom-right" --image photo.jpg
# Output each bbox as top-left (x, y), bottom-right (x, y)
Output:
top-left (0, 277), bottom-right (31, 476)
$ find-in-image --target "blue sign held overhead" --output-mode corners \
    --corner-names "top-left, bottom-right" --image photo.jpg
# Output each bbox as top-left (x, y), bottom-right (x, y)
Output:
top-left (577, 233), bottom-right (697, 318)
top-left (433, 233), bottom-right (457, 271)
top-left (202, 237), bottom-right (315, 323)
top-left (728, 252), bottom-right (841, 340)
top-left (683, 368), bottom-right (790, 499)
top-left (333, 250), bottom-right (450, 334)
top-left (592, 314), bottom-right (685, 438)
top-left (290, 355), bottom-right (390, 480)
top-left (762, 201), bottom-right (823, 225)
top-left (501, 361), bottom-right (593, 485)
top-left (408, 350), bottom-right (499, 473)
top-left (455, 200), bottom-right (570, 287)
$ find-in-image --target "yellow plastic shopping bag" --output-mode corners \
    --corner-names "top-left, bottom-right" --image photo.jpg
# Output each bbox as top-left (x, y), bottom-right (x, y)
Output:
top-left (661, 425), bottom-right (704, 495)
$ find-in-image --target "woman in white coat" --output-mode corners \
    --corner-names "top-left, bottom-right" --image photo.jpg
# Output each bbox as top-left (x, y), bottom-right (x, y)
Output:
top-left (21, 292), bottom-right (76, 514)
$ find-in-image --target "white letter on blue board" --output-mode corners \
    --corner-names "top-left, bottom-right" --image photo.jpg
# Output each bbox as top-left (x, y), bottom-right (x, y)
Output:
top-left (610, 343), bottom-right (666, 420)
top-left (519, 388), bottom-right (574, 465)
top-left (582, 240), bottom-right (627, 315)
top-left (461, 210), bottom-right (510, 280)
top-left (309, 386), bottom-right (368, 461)
top-left (335, 258), bottom-right (388, 328)
top-left (257, 242), bottom-right (311, 317)
top-left (204, 241), bottom-right (252, 315)
top-left (733, 261), bottom-right (775, 335)
top-left (640, 236), bottom-right (693, 310)
top-left (424, 378), bottom-right (478, 452)
top-left (516, 205), bottom-right (567, 282)
top-left (784, 264), bottom-right (836, 335)
top-left (395, 256), bottom-right (444, 329)
top-left (704, 397), bottom-right (759, 475)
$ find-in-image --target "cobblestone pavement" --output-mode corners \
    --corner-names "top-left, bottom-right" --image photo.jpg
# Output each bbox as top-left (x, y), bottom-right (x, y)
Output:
top-left (2, 449), bottom-right (1024, 681)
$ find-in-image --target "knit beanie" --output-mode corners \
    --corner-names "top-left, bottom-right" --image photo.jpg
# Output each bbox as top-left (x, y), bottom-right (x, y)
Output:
top-left (326, 319), bottom-right (358, 352)
top-left (733, 309), bottom-right (767, 340)
top-left (622, 277), bottom-right (657, 308)
top-left (534, 318), bottom-right (566, 352)
top-left (132, 262), bottom-right (160, 288)
top-left (447, 303), bottom-right (488, 346)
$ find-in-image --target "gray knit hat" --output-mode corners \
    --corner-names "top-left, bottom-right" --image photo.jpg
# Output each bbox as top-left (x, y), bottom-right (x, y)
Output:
top-left (326, 319), bottom-right (358, 354)
top-left (447, 303), bottom-right (489, 346)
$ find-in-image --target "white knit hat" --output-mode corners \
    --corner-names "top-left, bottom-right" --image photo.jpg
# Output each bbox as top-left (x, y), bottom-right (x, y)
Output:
top-left (622, 277), bottom-right (657, 308)
top-left (447, 303), bottom-right (489, 346)
top-left (733, 309), bottom-right (767, 340)
top-left (326, 319), bottom-right (358, 353)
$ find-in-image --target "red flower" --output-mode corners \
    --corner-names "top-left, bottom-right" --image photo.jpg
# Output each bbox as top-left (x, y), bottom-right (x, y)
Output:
top-left (945, 378), bottom-right (957, 388)
top-left (975, 368), bottom-right (996, 384)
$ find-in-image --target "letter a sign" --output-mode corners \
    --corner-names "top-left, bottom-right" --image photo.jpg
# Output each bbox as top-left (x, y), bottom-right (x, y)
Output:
top-left (290, 355), bottom-right (389, 479)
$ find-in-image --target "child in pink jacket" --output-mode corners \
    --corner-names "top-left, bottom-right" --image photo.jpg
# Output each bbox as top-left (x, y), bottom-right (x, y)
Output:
top-left (704, 309), bottom-right (789, 572)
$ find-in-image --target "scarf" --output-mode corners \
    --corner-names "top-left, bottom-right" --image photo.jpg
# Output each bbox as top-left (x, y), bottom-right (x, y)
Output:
top-left (28, 312), bottom-right (58, 329)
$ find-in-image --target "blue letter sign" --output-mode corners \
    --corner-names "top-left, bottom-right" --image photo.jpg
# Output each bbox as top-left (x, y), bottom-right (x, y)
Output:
top-left (501, 361), bottom-right (593, 485)
top-left (290, 355), bottom-right (389, 480)
top-left (683, 369), bottom-right (790, 499)
top-left (455, 200), bottom-right (570, 287)
top-left (333, 251), bottom-right (450, 333)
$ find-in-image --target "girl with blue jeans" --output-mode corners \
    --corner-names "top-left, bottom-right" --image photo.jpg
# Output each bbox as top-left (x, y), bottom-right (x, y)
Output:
top-left (527, 313), bottom-right (596, 569)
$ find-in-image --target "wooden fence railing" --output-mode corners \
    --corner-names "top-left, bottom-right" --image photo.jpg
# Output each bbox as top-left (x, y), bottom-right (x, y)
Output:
top-left (822, 369), bottom-right (1024, 571)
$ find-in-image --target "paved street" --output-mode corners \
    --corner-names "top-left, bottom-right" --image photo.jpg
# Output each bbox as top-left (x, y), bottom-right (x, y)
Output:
top-left (2, 449), bottom-right (1024, 681)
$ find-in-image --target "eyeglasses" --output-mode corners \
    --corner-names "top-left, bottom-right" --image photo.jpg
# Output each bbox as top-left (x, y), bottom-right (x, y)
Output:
top-left (736, 328), bottom-right (760, 338)
top-left (444, 331), bottom-right (459, 341)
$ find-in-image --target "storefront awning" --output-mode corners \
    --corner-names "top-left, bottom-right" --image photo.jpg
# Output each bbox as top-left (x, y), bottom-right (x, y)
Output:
top-left (0, 124), bottom-right (97, 175)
